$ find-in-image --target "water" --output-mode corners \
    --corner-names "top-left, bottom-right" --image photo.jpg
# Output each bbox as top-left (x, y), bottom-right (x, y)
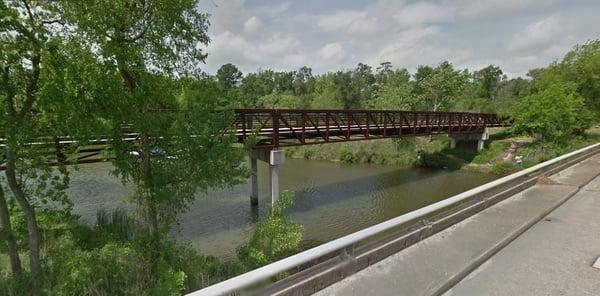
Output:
top-left (67, 158), bottom-right (496, 259)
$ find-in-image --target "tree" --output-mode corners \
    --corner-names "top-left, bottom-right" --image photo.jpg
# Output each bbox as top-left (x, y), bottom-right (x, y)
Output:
top-left (311, 73), bottom-right (343, 109)
top-left (216, 63), bottom-right (242, 93)
top-left (375, 62), bottom-right (394, 85)
top-left (417, 61), bottom-right (467, 111)
top-left (474, 65), bottom-right (503, 100)
top-left (0, 0), bottom-right (69, 280)
top-left (239, 70), bottom-right (276, 107)
top-left (292, 66), bottom-right (315, 96)
top-left (510, 84), bottom-right (593, 142)
top-left (558, 40), bottom-right (600, 116)
top-left (352, 63), bottom-right (376, 106)
top-left (372, 68), bottom-right (414, 110)
top-left (62, 0), bottom-right (247, 260)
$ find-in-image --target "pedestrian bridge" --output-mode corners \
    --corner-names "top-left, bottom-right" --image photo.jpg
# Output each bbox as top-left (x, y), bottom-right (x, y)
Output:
top-left (232, 109), bottom-right (507, 149)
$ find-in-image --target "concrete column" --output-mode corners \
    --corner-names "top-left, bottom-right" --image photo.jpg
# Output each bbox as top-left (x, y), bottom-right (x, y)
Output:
top-left (450, 137), bottom-right (457, 149)
top-left (269, 150), bottom-right (285, 208)
top-left (477, 128), bottom-right (490, 152)
top-left (250, 154), bottom-right (258, 207)
top-left (477, 139), bottom-right (485, 152)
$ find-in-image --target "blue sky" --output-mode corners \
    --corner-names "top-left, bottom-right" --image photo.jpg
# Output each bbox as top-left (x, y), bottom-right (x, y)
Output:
top-left (197, 0), bottom-right (600, 77)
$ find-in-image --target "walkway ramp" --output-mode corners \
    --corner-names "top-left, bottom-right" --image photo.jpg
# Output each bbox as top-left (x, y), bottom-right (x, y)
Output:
top-left (316, 154), bottom-right (600, 296)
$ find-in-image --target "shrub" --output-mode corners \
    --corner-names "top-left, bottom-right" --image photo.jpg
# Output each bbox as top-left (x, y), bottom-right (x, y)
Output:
top-left (490, 162), bottom-right (518, 175)
top-left (510, 84), bottom-right (593, 142)
top-left (419, 151), bottom-right (462, 170)
top-left (339, 148), bottom-right (355, 163)
top-left (237, 192), bottom-right (303, 271)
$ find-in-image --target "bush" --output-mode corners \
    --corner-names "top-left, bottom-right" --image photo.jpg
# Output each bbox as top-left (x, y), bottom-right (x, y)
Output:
top-left (419, 151), bottom-right (462, 170)
top-left (490, 162), bottom-right (518, 175)
top-left (339, 148), bottom-right (355, 163)
top-left (510, 84), bottom-right (593, 142)
top-left (237, 192), bottom-right (303, 271)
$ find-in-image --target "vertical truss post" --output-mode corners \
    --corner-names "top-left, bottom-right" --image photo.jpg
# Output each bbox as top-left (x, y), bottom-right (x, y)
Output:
top-left (301, 111), bottom-right (306, 144)
top-left (325, 112), bottom-right (330, 142)
top-left (272, 110), bottom-right (279, 148)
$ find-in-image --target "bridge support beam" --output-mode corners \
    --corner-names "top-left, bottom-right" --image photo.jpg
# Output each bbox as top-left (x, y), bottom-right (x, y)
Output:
top-left (449, 128), bottom-right (490, 152)
top-left (249, 149), bottom-right (285, 210)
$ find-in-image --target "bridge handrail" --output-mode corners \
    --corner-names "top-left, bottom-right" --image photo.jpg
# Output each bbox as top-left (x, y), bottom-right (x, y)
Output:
top-left (188, 142), bottom-right (600, 296)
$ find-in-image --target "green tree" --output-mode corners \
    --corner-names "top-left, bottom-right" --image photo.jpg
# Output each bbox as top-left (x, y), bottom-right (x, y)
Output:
top-left (62, 0), bottom-right (248, 261)
top-left (417, 61), bottom-right (467, 111)
top-left (239, 70), bottom-right (276, 107)
top-left (311, 73), bottom-right (343, 109)
top-left (292, 66), bottom-right (315, 97)
top-left (0, 0), bottom-right (73, 280)
top-left (474, 65), bottom-right (504, 100)
top-left (372, 68), bottom-right (414, 110)
top-left (510, 84), bottom-right (593, 142)
top-left (216, 63), bottom-right (242, 93)
top-left (558, 40), bottom-right (600, 116)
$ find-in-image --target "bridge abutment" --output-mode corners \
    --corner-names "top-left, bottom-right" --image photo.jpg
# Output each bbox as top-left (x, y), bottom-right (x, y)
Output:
top-left (249, 149), bottom-right (285, 210)
top-left (449, 128), bottom-right (489, 152)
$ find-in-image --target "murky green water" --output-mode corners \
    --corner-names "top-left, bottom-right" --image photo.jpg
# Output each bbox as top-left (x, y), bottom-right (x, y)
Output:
top-left (67, 158), bottom-right (496, 259)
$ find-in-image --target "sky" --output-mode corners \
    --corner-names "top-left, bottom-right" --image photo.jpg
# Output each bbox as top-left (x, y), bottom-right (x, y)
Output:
top-left (196, 0), bottom-right (600, 78)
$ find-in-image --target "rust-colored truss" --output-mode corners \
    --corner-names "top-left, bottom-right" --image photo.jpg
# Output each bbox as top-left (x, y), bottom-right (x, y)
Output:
top-left (231, 109), bottom-right (509, 149)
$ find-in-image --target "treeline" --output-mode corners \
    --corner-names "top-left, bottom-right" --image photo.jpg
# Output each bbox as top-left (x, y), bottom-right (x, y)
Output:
top-left (209, 40), bottom-right (599, 142)
top-left (214, 61), bottom-right (526, 113)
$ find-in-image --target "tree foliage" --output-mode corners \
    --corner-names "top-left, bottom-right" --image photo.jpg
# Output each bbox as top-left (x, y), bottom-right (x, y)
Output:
top-left (510, 84), bottom-right (593, 141)
top-left (237, 192), bottom-right (303, 270)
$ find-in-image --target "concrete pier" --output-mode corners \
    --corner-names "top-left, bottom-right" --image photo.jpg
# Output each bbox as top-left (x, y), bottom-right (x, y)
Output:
top-left (269, 150), bottom-right (285, 207)
top-left (249, 149), bottom-right (285, 209)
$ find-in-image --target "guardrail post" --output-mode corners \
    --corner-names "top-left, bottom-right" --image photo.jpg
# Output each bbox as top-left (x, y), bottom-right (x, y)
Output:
top-left (339, 244), bottom-right (354, 260)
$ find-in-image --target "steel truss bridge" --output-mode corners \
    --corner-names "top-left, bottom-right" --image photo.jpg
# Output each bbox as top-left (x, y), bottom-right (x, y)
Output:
top-left (0, 109), bottom-right (509, 169)
top-left (233, 109), bottom-right (507, 149)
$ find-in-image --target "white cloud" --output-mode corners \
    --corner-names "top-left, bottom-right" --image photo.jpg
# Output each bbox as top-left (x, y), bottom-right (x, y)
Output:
top-left (317, 10), bottom-right (365, 31)
top-left (243, 16), bottom-right (261, 32)
top-left (508, 16), bottom-right (560, 53)
top-left (319, 43), bottom-right (345, 61)
top-left (256, 33), bottom-right (300, 55)
top-left (453, 0), bottom-right (557, 23)
top-left (394, 2), bottom-right (453, 27)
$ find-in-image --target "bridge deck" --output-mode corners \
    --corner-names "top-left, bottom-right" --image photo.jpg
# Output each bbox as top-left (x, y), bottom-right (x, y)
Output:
top-left (315, 153), bottom-right (600, 296)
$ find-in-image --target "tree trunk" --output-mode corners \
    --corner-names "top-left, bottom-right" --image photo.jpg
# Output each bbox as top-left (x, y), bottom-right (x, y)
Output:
top-left (140, 133), bottom-right (160, 239)
top-left (5, 150), bottom-right (42, 280)
top-left (0, 182), bottom-right (22, 275)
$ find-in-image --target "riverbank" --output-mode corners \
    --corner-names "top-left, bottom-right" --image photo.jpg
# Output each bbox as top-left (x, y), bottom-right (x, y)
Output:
top-left (284, 127), bottom-right (600, 176)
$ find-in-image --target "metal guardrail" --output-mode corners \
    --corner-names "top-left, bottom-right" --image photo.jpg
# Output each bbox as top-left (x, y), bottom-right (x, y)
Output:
top-left (188, 142), bottom-right (600, 296)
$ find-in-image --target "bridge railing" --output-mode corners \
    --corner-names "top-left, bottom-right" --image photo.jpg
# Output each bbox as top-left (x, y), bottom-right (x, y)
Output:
top-left (232, 109), bottom-right (507, 149)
